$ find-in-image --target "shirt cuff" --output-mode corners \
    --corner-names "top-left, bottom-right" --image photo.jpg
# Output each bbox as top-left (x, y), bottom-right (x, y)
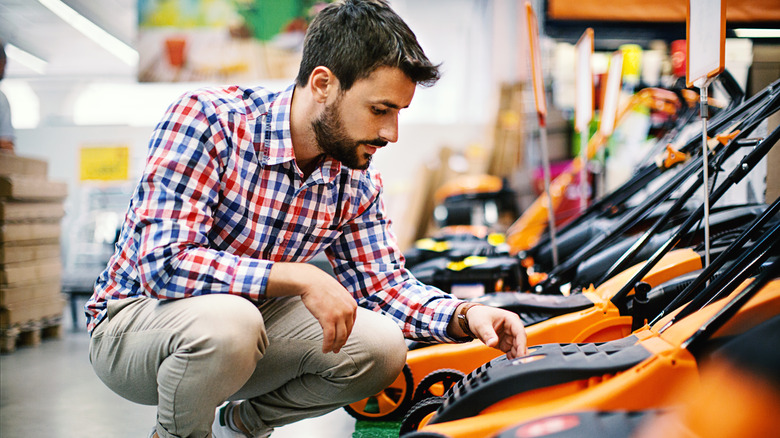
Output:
top-left (427, 298), bottom-right (467, 343)
top-left (231, 257), bottom-right (273, 302)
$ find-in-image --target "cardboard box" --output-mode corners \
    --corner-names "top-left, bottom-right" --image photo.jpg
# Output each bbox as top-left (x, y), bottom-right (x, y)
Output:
top-left (0, 201), bottom-right (66, 222)
top-left (0, 281), bottom-right (62, 307)
top-left (0, 155), bottom-right (48, 178)
top-left (0, 257), bottom-right (62, 287)
top-left (0, 295), bottom-right (65, 327)
top-left (0, 222), bottom-right (62, 244)
top-left (0, 243), bottom-right (61, 264)
top-left (0, 176), bottom-right (68, 200)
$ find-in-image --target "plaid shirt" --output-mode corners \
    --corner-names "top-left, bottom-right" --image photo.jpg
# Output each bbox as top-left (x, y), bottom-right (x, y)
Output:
top-left (86, 84), bottom-right (461, 342)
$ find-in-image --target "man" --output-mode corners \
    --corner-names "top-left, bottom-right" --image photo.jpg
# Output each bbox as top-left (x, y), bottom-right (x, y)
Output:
top-left (86, 1), bottom-right (527, 437)
top-left (0, 42), bottom-right (15, 153)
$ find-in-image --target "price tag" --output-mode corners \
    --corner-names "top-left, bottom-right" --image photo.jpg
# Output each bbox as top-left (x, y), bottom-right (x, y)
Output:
top-left (575, 28), bottom-right (594, 134)
top-left (686, 0), bottom-right (725, 87)
top-left (599, 51), bottom-right (623, 137)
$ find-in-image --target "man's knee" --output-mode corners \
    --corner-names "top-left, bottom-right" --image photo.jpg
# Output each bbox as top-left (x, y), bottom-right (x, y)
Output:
top-left (349, 311), bottom-right (407, 394)
top-left (183, 295), bottom-right (269, 368)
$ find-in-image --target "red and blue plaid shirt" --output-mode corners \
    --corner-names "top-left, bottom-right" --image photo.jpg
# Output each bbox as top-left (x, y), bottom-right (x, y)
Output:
top-left (86, 84), bottom-right (461, 342)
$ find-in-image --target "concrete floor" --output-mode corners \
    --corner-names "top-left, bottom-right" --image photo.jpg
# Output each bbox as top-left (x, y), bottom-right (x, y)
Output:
top-left (0, 296), bottom-right (357, 438)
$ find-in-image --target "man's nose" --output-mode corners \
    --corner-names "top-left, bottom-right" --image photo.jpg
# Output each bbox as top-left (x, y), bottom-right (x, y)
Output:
top-left (378, 113), bottom-right (399, 143)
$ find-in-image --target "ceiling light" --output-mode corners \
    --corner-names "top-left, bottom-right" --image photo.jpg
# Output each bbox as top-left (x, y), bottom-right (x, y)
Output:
top-left (37, 0), bottom-right (139, 66)
top-left (5, 44), bottom-right (48, 74)
top-left (733, 28), bottom-right (780, 39)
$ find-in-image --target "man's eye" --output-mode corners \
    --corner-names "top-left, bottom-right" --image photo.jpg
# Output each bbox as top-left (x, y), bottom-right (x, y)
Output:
top-left (371, 107), bottom-right (387, 115)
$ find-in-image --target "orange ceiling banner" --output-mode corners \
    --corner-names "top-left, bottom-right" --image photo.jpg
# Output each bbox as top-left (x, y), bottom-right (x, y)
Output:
top-left (548, 0), bottom-right (780, 23)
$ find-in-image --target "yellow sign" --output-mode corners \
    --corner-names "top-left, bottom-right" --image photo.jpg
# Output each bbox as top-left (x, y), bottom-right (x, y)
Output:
top-left (80, 146), bottom-right (129, 181)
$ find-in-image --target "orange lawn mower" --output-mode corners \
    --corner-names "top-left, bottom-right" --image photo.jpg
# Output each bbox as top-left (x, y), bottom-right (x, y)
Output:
top-left (343, 120), bottom-right (780, 422)
top-left (343, 247), bottom-right (703, 423)
top-left (400, 226), bottom-right (780, 438)
top-left (489, 313), bottom-right (780, 438)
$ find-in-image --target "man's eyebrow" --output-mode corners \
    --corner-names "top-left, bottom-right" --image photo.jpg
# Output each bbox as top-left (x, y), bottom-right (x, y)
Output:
top-left (373, 100), bottom-right (409, 110)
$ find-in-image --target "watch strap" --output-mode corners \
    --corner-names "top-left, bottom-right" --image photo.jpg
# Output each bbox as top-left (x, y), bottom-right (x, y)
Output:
top-left (456, 302), bottom-right (480, 339)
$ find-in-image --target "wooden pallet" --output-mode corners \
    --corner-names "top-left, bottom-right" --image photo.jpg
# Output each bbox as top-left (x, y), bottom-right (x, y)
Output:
top-left (0, 315), bottom-right (63, 353)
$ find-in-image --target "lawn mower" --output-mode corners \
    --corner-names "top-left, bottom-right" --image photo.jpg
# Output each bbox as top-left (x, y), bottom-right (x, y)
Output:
top-left (399, 222), bottom-right (780, 437)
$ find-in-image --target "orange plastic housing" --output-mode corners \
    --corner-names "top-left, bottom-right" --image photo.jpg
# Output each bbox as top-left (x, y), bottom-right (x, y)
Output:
top-left (413, 278), bottom-right (780, 437)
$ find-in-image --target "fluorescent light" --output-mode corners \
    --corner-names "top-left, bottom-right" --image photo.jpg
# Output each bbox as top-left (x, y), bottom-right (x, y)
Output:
top-left (734, 28), bottom-right (780, 39)
top-left (5, 44), bottom-right (48, 74)
top-left (37, 0), bottom-right (139, 66)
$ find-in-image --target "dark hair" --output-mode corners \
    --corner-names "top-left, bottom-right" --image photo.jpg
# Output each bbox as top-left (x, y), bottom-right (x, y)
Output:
top-left (0, 42), bottom-right (6, 81)
top-left (296, 0), bottom-right (441, 91)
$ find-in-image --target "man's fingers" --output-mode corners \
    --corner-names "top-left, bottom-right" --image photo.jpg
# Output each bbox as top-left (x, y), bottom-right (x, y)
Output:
top-left (321, 324), bottom-right (336, 353)
top-left (332, 321), bottom-right (348, 354)
top-left (504, 322), bottom-right (528, 359)
top-left (323, 310), bottom-right (354, 353)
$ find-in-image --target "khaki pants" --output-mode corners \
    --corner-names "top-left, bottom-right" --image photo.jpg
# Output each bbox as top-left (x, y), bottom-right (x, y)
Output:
top-left (89, 294), bottom-right (407, 438)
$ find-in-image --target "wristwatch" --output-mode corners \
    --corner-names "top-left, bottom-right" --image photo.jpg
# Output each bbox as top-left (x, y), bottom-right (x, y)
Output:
top-left (456, 303), bottom-right (481, 340)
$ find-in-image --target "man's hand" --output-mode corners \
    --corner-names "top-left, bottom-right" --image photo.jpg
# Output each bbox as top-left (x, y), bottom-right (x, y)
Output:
top-left (267, 262), bottom-right (357, 354)
top-left (450, 304), bottom-right (528, 359)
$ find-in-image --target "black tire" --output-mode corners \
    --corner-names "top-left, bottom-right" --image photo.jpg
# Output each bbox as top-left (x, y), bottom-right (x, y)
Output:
top-left (400, 396), bottom-right (445, 436)
top-left (413, 369), bottom-right (465, 403)
top-left (401, 433), bottom-right (449, 438)
top-left (344, 364), bottom-right (414, 421)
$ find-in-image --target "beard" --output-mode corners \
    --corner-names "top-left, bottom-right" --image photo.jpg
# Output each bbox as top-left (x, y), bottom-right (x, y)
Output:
top-left (312, 97), bottom-right (387, 170)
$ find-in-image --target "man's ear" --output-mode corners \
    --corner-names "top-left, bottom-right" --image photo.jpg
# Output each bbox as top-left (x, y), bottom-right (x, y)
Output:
top-left (309, 66), bottom-right (338, 104)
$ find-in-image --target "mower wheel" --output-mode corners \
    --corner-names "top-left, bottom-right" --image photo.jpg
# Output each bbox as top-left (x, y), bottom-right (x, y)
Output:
top-left (400, 396), bottom-right (445, 436)
top-left (413, 369), bottom-right (465, 403)
top-left (344, 364), bottom-right (414, 421)
top-left (400, 433), bottom-right (449, 438)
top-left (401, 433), bottom-right (450, 438)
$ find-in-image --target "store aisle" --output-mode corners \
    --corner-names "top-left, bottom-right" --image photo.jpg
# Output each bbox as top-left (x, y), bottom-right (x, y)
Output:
top-left (0, 299), bottom-right (356, 438)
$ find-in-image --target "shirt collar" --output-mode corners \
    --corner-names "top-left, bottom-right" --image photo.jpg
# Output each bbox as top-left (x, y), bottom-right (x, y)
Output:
top-left (262, 84), bottom-right (296, 166)
top-left (263, 84), bottom-right (344, 184)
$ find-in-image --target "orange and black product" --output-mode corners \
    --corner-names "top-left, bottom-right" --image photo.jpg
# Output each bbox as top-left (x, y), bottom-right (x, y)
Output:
top-left (401, 233), bottom-right (780, 438)
top-left (490, 314), bottom-right (780, 438)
